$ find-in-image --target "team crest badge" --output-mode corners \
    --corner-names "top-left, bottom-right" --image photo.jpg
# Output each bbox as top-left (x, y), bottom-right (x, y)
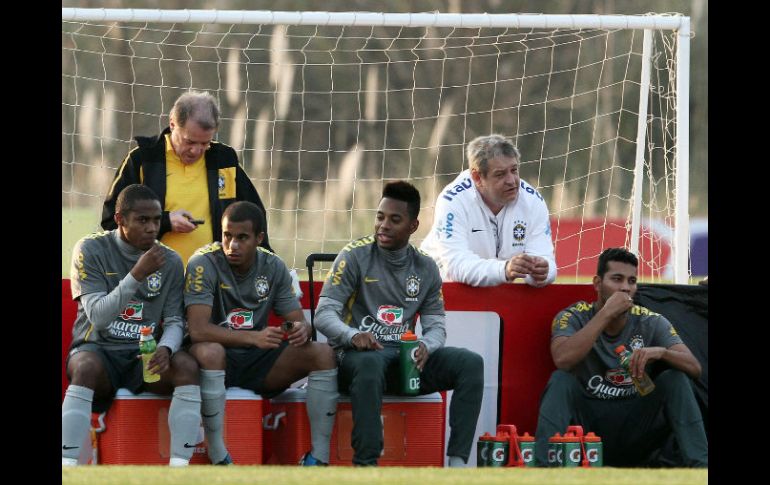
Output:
top-left (512, 221), bottom-right (527, 241)
top-left (255, 276), bottom-right (270, 297)
top-left (406, 275), bottom-right (420, 297)
top-left (147, 272), bottom-right (162, 293)
top-left (629, 335), bottom-right (645, 351)
top-left (218, 173), bottom-right (226, 193)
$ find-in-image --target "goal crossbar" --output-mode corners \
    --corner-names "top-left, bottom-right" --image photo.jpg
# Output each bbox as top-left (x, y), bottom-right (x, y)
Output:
top-left (62, 8), bottom-right (692, 283)
top-left (63, 8), bottom-right (687, 31)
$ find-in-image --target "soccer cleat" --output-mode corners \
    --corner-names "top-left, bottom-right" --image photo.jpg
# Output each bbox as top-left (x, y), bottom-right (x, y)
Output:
top-left (298, 451), bottom-right (328, 466)
top-left (214, 453), bottom-right (233, 465)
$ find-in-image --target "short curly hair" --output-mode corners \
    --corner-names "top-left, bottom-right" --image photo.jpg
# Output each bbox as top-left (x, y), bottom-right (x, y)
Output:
top-left (115, 184), bottom-right (160, 215)
top-left (382, 181), bottom-right (420, 220)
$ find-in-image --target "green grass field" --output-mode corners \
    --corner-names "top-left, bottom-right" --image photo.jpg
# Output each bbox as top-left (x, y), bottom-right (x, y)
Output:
top-left (62, 466), bottom-right (707, 485)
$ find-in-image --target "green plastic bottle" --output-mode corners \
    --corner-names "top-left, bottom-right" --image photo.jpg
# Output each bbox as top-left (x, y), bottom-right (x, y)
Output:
top-left (399, 330), bottom-right (420, 395)
top-left (140, 327), bottom-right (160, 383)
top-left (614, 345), bottom-right (655, 396)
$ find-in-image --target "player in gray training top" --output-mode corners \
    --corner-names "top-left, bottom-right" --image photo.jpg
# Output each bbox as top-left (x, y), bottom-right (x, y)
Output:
top-left (314, 181), bottom-right (484, 467)
top-left (533, 247), bottom-right (707, 467)
top-left (63, 184), bottom-right (202, 467)
top-left (184, 200), bottom-right (338, 466)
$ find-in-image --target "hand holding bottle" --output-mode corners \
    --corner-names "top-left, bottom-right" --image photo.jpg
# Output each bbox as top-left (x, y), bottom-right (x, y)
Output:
top-left (139, 327), bottom-right (161, 383)
top-left (145, 345), bottom-right (171, 376)
top-left (614, 345), bottom-right (655, 396)
top-left (628, 346), bottom-right (665, 379)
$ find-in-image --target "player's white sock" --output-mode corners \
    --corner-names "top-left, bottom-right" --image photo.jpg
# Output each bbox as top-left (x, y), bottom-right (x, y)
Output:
top-left (169, 457), bottom-right (190, 467)
top-left (168, 385), bottom-right (202, 462)
top-left (62, 385), bottom-right (93, 461)
top-left (448, 455), bottom-right (466, 467)
top-left (200, 369), bottom-right (228, 463)
top-left (306, 368), bottom-right (339, 463)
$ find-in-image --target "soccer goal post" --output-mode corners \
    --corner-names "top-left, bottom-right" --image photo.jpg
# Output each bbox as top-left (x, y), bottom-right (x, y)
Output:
top-left (62, 9), bottom-right (691, 283)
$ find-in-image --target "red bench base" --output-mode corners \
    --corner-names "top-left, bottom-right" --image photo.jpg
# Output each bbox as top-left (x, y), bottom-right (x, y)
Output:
top-left (265, 388), bottom-right (445, 466)
top-left (99, 388), bottom-right (263, 465)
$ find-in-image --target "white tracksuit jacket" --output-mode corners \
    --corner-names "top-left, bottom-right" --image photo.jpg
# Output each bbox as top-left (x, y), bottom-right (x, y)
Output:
top-left (420, 169), bottom-right (557, 287)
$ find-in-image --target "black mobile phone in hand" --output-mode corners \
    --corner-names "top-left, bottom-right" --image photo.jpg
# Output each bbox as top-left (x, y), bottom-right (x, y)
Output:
top-left (190, 219), bottom-right (205, 225)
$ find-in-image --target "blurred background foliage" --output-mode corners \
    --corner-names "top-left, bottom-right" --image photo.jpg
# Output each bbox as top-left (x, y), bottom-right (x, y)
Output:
top-left (62, 0), bottom-right (706, 278)
top-left (62, 0), bottom-right (707, 216)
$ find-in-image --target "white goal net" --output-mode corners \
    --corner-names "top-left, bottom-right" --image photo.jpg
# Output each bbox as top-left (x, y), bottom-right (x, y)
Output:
top-left (62, 10), bottom-right (691, 282)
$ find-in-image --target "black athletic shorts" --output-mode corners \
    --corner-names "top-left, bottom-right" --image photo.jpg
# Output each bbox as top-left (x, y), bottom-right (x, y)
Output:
top-left (66, 342), bottom-right (146, 413)
top-left (224, 340), bottom-right (289, 398)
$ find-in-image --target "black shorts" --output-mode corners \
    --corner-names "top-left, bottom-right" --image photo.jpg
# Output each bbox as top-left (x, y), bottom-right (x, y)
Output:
top-left (224, 341), bottom-right (289, 398)
top-left (66, 343), bottom-right (146, 413)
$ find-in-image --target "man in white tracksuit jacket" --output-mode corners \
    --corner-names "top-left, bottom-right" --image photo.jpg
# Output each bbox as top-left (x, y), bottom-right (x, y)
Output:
top-left (421, 134), bottom-right (556, 287)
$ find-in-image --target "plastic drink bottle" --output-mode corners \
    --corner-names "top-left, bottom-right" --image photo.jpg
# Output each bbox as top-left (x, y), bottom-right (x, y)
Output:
top-left (399, 330), bottom-right (420, 395)
top-left (140, 327), bottom-right (160, 383)
top-left (614, 345), bottom-right (655, 396)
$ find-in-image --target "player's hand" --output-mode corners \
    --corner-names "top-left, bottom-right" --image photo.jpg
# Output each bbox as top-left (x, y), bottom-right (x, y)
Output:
top-left (286, 321), bottom-right (311, 346)
top-left (529, 256), bottom-right (549, 283)
top-left (132, 242), bottom-right (165, 281)
top-left (414, 342), bottom-right (429, 371)
top-left (505, 253), bottom-right (535, 281)
top-left (145, 346), bottom-right (171, 375)
top-left (601, 291), bottom-right (635, 319)
top-left (629, 346), bottom-right (665, 379)
top-left (170, 209), bottom-right (197, 233)
top-left (253, 326), bottom-right (284, 349)
top-left (351, 332), bottom-right (383, 351)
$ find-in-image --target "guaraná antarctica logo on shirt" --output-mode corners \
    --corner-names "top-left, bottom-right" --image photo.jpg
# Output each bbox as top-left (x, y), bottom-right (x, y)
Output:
top-left (376, 305), bottom-right (403, 326)
top-left (146, 271), bottom-right (162, 295)
top-left (255, 276), bottom-right (270, 298)
top-left (405, 275), bottom-right (420, 300)
top-left (359, 306), bottom-right (408, 342)
top-left (120, 301), bottom-right (144, 321)
top-left (107, 320), bottom-right (155, 340)
top-left (587, 371), bottom-right (636, 399)
top-left (226, 308), bottom-right (254, 330)
top-left (604, 367), bottom-right (633, 386)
